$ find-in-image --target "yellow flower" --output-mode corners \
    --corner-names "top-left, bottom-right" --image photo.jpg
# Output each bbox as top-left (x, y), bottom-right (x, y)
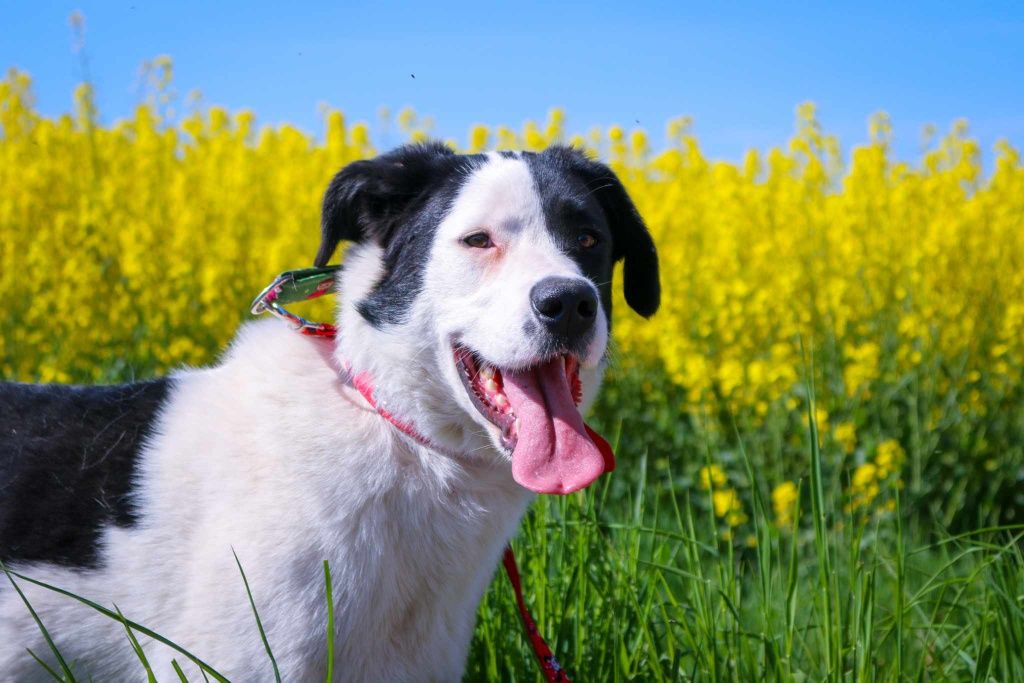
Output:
top-left (712, 488), bottom-right (745, 525)
top-left (698, 464), bottom-right (728, 490)
top-left (468, 125), bottom-right (490, 153)
top-left (874, 439), bottom-right (905, 478)
top-left (843, 342), bottom-right (881, 398)
top-left (726, 510), bottom-right (749, 527)
top-left (814, 407), bottom-right (829, 435)
top-left (771, 481), bottom-right (799, 528)
top-left (848, 458), bottom-right (894, 513)
top-left (852, 463), bottom-right (877, 488)
top-left (833, 421), bottom-right (857, 454)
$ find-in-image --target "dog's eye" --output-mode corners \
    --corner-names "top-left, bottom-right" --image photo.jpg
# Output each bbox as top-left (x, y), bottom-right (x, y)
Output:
top-left (462, 232), bottom-right (494, 249)
top-left (577, 232), bottom-right (599, 249)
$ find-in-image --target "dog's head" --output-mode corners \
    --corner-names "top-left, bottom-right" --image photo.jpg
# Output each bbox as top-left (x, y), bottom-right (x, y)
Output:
top-left (318, 143), bottom-right (659, 494)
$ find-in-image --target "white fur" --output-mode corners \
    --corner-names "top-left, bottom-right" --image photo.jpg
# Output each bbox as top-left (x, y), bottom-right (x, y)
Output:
top-left (0, 155), bottom-right (609, 682)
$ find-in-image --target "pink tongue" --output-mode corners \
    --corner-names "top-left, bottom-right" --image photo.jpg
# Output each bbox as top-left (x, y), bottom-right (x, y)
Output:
top-left (503, 358), bottom-right (611, 494)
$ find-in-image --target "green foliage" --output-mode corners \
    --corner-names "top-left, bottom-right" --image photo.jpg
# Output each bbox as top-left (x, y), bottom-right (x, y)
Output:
top-left (465, 418), bottom-right (1024, 681)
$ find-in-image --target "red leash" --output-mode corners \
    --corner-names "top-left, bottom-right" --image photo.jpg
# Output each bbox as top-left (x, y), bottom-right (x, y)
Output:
top-left (251, 268), bottom-right (571, 682)
top-left (503, 547), bottom-right (569, 682)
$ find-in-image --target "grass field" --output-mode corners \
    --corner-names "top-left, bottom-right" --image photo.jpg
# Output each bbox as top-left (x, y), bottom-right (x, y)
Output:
top-left (2, 65), bottom-right (1024, 680)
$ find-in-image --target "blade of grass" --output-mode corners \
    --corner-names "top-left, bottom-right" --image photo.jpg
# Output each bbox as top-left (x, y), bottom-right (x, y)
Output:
top-left (784, 479), bottom-right (804, 667)
top-left (4, 568), bottom-right (230, 683)
top-left (1, 561), bottom-right (77, 682)
top-left (114, 604), bottom-right (156, 683)
top-left (735, 420), bottom-right (781, 678)
top-left (232, 548), bottom-right (282, 683)
top-left (324, 560), bottom-right (335, 683)
top-left (803, 348), bottom-right (838, 680)
top-left (171, 659), bottom-right (190, 683)
top-left (895, 490), bottom-right (905, 680)
top-left (25, 648), bottom-right (65, 682)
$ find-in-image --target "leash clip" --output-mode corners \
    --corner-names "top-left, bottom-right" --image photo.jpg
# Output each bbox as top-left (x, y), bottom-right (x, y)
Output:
top-left (249, 266), bottom-right (341, 337)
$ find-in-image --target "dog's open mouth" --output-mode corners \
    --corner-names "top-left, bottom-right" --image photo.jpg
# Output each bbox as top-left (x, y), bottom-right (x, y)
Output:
top-left (454, 345), bottom-right (615, 495)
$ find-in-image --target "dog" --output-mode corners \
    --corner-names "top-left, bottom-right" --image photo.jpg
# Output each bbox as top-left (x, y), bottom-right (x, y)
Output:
top-left (0, 143), bottom-right (659, 681)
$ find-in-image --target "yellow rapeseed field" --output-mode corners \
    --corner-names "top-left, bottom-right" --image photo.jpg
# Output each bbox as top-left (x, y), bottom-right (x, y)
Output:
top-left (2, 66), bottom-right (1023, 526)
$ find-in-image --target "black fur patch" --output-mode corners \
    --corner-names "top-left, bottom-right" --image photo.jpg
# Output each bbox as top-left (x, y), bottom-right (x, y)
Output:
top-left (317, 143), bottom-right (488, 327)
top-left (355, 173), bottom-right (477, 327)
top-left (0, 379), bottom-right (171, 568)
top-left (522, 149), bottom-right (618, 320)
top-left (524, 147), bottom-right (661, 320)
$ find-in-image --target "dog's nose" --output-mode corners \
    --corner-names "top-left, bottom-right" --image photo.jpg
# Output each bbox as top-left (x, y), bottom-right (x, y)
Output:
top-left (530, 277), bottom-right (598, 341)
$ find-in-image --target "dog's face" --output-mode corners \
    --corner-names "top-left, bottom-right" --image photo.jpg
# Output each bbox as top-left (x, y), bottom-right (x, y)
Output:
top-left (318, 144), bottom-right (658, 494)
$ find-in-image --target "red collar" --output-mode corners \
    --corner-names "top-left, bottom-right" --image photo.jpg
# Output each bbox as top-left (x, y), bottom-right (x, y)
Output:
top-left (345, 364), bottom-right (464, 459)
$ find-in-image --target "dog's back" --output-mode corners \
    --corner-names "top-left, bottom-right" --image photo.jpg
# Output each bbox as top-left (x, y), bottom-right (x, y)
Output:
top-left (0, 380), bottom-right (170, 568)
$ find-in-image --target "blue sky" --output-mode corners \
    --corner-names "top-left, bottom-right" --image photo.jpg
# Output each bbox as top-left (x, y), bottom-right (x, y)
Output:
top-left (2, 1), bottom-right (1022, 164)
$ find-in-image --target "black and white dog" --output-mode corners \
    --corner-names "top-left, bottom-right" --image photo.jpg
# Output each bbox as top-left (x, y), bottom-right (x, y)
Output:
top-left (0, 143), bottom-right (659, 681)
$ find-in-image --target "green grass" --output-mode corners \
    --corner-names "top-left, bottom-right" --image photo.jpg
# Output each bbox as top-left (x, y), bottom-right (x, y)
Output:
top-left (4, 365), bottom-right (1024, 681)
top-left (462, 358), bottom-right (1024, 681)
top-left (6, 454), bottom-right (1024, 681)
top-left (464, 451), bottom-right (1024, 681)
top-left (1, 562), bottom-right (232, 682)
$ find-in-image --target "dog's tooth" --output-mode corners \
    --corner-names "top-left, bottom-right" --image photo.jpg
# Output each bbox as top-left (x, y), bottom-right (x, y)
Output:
top-left (484, 379), bottom-right (498, 393)
top-left (479, 365), bottom-right (493, 379)
top-left (494, 394), bottom-right (508, 409)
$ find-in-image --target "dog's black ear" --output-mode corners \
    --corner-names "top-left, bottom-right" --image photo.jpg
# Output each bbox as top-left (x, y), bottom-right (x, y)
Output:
top-left (555, 147), bottom-right (660, 318)
top-left (315, 142), bottom-right (456, 267)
